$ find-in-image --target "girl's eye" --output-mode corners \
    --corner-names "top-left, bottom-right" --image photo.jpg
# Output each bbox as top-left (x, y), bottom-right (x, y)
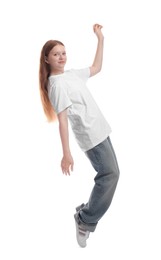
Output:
top-left (53, 52), bottom-right (66, 56)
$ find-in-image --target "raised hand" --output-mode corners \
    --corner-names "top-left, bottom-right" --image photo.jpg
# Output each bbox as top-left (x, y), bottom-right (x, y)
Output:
top-left (93, 24), bottom-right (104, 39)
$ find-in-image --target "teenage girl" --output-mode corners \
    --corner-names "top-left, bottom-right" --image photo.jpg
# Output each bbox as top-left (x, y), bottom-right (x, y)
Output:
top-left (39, 24), bottom-right (120, 248)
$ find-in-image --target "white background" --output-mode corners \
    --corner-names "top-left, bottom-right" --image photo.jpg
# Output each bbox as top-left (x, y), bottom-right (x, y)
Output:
top-left (0, 0), bottom-right (161, 259)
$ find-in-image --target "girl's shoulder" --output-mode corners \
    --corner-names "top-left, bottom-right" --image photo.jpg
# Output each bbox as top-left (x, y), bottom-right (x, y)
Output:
top-left (71, 67), bottom-right (90, 80)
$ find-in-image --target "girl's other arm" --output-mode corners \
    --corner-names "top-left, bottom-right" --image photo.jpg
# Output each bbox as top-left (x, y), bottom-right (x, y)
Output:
top-left (90, 24), bottom-right (104, 77)
top-left (57, 109), bottom-right (74, 176)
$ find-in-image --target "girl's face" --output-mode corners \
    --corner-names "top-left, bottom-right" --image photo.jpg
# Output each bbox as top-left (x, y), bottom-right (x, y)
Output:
top-left (46, 44), bottom-right (67, 74)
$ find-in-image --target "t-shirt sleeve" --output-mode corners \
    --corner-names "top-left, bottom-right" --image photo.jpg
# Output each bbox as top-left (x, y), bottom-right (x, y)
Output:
top-left (73, 67), bottom-right (90, 82)
top-left (48, 81), bottom-right (72, 115)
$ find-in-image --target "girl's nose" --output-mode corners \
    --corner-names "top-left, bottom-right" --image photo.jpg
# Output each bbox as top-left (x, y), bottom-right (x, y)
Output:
top-left (59, 54), bottom-right (63, 59)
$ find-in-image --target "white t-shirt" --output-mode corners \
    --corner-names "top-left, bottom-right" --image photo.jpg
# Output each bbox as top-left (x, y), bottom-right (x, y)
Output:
top-left (48, 67), bottom-right (112, 152)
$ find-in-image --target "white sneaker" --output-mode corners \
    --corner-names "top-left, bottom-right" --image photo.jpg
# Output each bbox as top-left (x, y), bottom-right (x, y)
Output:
top-left (74, 213), bottom-right (90, 248)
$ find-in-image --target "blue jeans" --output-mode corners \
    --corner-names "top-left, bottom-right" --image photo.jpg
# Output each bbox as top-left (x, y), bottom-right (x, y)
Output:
top-left (77, 136), bottom-right (120, 232)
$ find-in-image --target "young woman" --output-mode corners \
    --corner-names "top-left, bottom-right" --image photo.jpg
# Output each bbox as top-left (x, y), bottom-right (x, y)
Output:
top-left (39, 24), bottom-right (120, 248)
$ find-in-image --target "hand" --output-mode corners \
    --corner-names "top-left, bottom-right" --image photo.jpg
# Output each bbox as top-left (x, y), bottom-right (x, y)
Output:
top-left (93, 24), bottom-right (104, 39)
top-left (61, 154), bottom-right (74, 176)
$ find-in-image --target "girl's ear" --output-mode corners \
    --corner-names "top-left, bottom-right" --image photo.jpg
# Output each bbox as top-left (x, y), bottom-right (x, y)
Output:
top-left (45, 56), bottom-right (49, 64)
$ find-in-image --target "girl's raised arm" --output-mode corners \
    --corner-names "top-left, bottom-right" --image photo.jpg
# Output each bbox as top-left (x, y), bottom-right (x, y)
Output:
top-left (90, 24), bottom-right (104, 77)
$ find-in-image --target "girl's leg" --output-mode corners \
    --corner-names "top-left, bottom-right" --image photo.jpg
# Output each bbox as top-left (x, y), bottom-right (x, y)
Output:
top-left (76, 136), bottom-right (120, 232)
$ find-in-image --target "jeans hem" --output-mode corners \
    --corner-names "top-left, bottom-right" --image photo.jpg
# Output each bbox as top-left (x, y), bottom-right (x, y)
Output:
top-left (74, 212), bottom-right (97, 232)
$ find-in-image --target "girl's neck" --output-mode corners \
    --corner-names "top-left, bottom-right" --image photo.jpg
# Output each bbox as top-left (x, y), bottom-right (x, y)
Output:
top-left (50, 69), bottom-right (64, 76)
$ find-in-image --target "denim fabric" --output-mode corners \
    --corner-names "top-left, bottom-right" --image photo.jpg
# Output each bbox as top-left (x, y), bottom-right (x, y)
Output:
top-left (77, 136), bottom-right (120, 232)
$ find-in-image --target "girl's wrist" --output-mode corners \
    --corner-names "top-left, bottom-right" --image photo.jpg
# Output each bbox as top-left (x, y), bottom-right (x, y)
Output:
top-left (63, 149), bottom-right (71, 157)
top-left (98, 35), bottom-right (104, 41)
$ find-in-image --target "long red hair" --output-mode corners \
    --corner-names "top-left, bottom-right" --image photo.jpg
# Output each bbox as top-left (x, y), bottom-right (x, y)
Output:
top-left (39, 40), bottom-right (65, 122)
